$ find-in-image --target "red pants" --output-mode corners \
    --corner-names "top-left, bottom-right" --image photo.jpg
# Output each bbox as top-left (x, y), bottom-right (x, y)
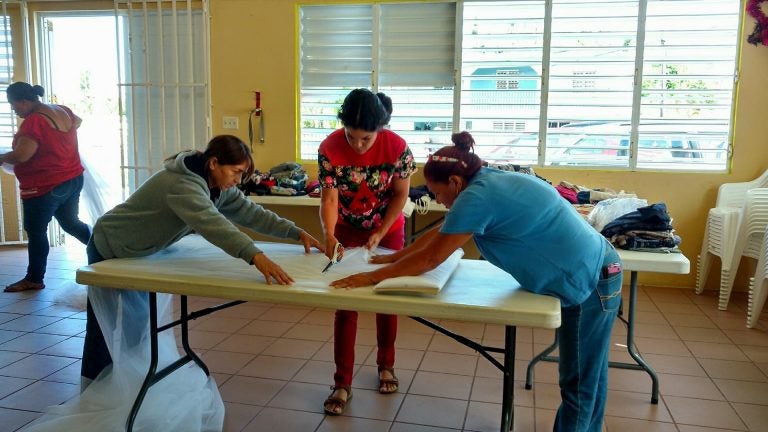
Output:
top-left (333, 221), bottom-right (404, 388)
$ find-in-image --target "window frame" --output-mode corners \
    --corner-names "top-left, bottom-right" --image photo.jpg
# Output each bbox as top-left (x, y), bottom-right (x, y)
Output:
top-left (297, 0), bottom-right (740, 172)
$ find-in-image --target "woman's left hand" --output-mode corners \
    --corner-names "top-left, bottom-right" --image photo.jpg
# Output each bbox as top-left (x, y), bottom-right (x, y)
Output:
top-left (299, 230), bottom-right (324, 254)
top-left (331, 272), bottom-right (378, 289)
top-left (252, 253), bottom-right (294, 285)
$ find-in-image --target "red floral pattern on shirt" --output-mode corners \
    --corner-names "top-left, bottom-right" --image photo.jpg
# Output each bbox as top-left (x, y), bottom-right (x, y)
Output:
top-left (318, 148), bottom-right (416, 231)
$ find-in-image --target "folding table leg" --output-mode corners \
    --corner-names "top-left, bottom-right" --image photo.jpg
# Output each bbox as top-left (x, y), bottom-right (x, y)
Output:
top-left (610, 271), bottom-right (659, 404)
top-left (180, 295), bottom-right (209, 374)
top-left (126, 293), bottom-right (159, 432)
top-left (500, 326), bottom-right (517, 432)
top-left (409, 317), bottom-right (517, 431)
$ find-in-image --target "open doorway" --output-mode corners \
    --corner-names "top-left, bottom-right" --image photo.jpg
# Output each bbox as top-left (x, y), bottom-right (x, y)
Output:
top-left (36, 12), bottom-right (123, 239)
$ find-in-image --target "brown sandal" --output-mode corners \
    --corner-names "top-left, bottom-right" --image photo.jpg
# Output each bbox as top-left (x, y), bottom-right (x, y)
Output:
top-left (323, 385), bottom-right (352, 415)
top-left (378, 367), bottom-right (399, 394)
top-left (4, 279), bottom-right (45, 293)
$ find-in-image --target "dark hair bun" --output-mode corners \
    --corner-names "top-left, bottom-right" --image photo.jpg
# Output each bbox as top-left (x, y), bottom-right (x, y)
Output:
top-left (32, 85), bottom-right (45, 97)
top-left (451, 131), bottom-right (475, 152)
top-left (376, 92), bottom-right (393, 115)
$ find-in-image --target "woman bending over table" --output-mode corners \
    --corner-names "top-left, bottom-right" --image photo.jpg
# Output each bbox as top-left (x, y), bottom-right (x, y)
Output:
top-left (332, 131), bottom-right (622, 432)
top-left (82, 134), bottom-right (323, 384)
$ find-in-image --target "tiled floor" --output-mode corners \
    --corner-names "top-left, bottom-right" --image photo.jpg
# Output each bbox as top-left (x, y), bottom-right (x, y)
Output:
top-left (0, 242), bottom-right (767, 432)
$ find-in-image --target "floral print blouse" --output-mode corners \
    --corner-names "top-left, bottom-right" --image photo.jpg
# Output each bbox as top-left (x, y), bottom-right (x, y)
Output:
top-left (318, 128), bottom-right (416, 232)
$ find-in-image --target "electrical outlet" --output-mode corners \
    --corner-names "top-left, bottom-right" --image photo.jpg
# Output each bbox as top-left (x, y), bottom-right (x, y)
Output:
top-left (222, 116), bottom-right (239, 129)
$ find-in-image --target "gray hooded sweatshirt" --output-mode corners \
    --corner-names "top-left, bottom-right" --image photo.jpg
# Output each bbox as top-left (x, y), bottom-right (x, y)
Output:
top-left (92, 150), bottom-right (302, 263)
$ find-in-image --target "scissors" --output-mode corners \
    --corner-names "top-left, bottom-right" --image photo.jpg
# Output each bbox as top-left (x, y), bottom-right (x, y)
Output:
top-left (322, 242), bottom-right (344, 273)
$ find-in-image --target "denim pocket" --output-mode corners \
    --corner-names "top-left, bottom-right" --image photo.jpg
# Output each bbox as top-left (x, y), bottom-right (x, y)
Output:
top-left (596, 274), bottom-right (622, 312)
top-left (50, 180), bottom-right (73, 198)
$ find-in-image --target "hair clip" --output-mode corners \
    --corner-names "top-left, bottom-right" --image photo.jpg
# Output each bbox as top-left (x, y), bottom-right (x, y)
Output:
top-left (430, 154), bottom-right (467, 167)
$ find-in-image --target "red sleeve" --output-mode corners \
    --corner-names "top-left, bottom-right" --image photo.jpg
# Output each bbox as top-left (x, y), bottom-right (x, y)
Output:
top-left (14, 115), bottom-right (47, 148)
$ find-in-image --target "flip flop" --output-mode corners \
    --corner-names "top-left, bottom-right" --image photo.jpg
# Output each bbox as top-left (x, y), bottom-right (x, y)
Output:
top-left (323, 385), bottom-right (352, 415)
top-left (378, 367), bottom-right (399, 394)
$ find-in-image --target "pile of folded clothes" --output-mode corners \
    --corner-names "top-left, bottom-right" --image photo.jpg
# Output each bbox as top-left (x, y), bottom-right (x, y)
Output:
top-left (238, 162), bottom-right (310, 196)
top-left (600, 202), bottom-right (682, 252)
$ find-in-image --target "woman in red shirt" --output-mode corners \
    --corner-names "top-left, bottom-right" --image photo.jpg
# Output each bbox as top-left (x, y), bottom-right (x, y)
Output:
top-left (318, 88), bottom-right (416, 415)
top-left (0, 82), bottom-right (90, 292)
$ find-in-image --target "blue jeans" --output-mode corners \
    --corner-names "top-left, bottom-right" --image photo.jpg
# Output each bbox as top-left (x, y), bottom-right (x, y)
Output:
top-left (554, 245), bottom-right (622, 432)
top-left (22, 175), bottom-right (90, 283)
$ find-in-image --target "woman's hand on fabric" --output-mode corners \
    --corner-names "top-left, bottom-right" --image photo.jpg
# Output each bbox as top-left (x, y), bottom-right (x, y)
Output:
top-left (365, 230), bottom-right (384, 251)
top-left (251, 253), bottom-right (293, 285)
top-left (324, 236), bottom-right (344, 261)
top-left (331, 272), bottom-right (378, 289)
top-left (369, 251), bottom-right (399, 264)
top-left (299, 230), bottom-right (324, 254)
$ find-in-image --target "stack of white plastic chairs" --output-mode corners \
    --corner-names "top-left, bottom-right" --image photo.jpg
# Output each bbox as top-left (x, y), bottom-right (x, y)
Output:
top-left (748, 224), bottom-right (768, 328)
top-left (696, 169), bottom-right (768, 310)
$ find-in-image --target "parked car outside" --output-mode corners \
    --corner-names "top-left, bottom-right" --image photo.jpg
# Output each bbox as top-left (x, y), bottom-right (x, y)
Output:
top-left (484, 121), bottom-right (724, 169)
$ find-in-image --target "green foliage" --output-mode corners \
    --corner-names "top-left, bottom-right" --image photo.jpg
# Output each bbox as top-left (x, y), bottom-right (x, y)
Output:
top-left (78, 71), bottom-right (94, 114)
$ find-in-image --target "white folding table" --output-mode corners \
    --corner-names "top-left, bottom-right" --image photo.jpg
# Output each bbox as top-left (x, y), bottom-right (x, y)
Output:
top-left (248, 195), bottom-right (447, 244)
top-left (76, 235), bottom-right (560, 432)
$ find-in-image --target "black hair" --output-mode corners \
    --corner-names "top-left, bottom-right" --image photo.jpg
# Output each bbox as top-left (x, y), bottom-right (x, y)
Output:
top-left (423, 131), bottom-right (484, 184)
top-left (6, 82), bottom-right (45, 103)
top-left (166, 134), bottom-right (255, 180)
top-left (337, 88), bottom-right (393, 132)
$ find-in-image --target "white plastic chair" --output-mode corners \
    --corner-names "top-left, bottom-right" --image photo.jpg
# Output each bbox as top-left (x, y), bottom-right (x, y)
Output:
top-left (696, 169), bottom-right (768, 309)
top-left (711, 189), bottom-right (768, 310)
top-left (747, 224), bottom-right (768, 328)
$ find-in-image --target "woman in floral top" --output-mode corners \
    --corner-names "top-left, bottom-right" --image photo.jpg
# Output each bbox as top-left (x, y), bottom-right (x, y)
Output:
top-left (318, 88), bottom-right (416, 415)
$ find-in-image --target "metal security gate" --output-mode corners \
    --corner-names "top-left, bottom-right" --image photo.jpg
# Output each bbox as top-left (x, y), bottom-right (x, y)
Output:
top-left (115, 0), bottom-right (210, 194)
top-left (0, 0), bottom-right (209, 244)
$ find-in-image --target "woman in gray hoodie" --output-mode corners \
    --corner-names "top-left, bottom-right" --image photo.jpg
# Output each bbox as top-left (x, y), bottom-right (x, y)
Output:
top-left (81, 134), bottom-right (322, 383)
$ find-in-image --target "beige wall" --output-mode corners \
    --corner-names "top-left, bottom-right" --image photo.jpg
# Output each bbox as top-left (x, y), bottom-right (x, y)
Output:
top-left (209, 0), bottom-right (768, 290)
